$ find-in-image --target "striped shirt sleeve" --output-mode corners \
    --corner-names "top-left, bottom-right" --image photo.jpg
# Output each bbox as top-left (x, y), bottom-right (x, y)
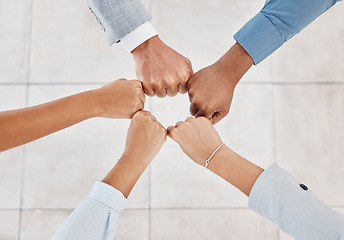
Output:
top-left (52, 182), bottom-right (128, 240)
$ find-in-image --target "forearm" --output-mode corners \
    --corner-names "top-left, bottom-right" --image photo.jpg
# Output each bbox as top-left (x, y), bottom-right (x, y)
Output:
top-left (102, 154), bottom-right (148, 198)
top-left (216, 42), bottom-right (254, 86)
top-left (207, 145), bottom-right (263, 196)
top-left (0, 91), bottom-right (97, 152)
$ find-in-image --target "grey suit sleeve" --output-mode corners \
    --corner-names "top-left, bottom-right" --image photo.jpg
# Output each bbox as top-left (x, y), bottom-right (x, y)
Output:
top-left (249, 164), bottom-right (344, 240)
top-left (86, 0), bottom-right (151, 45)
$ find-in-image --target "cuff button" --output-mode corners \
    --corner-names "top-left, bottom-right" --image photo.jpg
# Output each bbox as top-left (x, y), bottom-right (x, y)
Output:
top-left (300, 184), bottom-right (308, 191)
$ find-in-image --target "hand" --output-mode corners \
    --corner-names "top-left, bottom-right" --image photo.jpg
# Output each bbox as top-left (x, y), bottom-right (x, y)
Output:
top-left (123, 110), bottom-right (167, 165)
top-left (91, 79), bottom-right (145, 119)
top-left (167, 117), bottom-right (223, 166)
top-left (132, 36), bottom-right (194, 98)
top-left (187, 42), bottom-right (253, 124)
top-left (102, 110), bottom-right (166, 198)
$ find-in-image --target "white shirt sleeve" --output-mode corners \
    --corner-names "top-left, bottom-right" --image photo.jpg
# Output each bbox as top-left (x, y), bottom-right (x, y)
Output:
top-left (120, 21), bottom-right (158, 52)
top-left (52, 182), bottom-right (128, 240)
top-left (249, 164), bottom-right (344, 240)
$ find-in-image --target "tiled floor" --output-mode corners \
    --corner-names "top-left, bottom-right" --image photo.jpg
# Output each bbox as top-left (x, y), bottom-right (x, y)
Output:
top-left (0, 0), bottom-right (343, 239)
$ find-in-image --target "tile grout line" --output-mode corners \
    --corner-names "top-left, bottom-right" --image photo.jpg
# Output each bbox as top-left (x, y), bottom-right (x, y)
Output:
top-left (270, 60), bottom-right (280, 240)
top-left (148, 1), bottom-right (153, 239)
top-left (148, 95), bottom-right (152, 240)
top-left (18, 0), bottom-right (35, 239)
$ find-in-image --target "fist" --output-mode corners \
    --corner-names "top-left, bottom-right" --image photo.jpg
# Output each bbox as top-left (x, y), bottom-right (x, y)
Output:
top-left (187, 63), bottom-right (236, 125)
top-left (167, 117), bottom-right (223, 166)
top-left (132, 36), bottom-right (194, 98)
top-left (124, 111), bottom-right (167, 164)
top-left (93, 79), bottom-right (145, 119)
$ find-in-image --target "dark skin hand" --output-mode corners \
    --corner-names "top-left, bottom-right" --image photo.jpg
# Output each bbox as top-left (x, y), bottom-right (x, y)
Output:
top-left (187, 42), bottom-right (254, 124)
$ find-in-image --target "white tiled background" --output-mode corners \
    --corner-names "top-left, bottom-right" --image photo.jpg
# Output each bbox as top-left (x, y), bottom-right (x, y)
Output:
top-left (0, 0), bottom-right (343, 239)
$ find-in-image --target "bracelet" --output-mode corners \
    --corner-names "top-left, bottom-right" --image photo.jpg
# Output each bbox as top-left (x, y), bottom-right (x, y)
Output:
top-left (205, 142), bottom-right (224, 168)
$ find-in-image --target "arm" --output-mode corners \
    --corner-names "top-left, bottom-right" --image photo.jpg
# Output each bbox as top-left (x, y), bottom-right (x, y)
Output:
top-left (87, 0), bottom-right (194, 98)
top-left (187, 0), bottom-right (341, 124)
top-left (0, 79), bottom-right (145, 152)
top-left (168, 117), bottom-right (344, 239)
top-left (53, 110), bottom-right (167, 239)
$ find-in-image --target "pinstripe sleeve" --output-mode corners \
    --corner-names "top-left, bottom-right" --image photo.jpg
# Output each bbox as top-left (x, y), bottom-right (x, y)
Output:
top-left (52, 182), bottom-right (128, 240)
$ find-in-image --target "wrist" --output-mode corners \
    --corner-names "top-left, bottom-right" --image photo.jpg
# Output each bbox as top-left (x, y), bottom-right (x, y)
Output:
top-left (82, 89), bottom-right (104, 118)
top-left (120, 151), bottom-right (152, 171)
top-left (131, 35), bottom-right (161, 57)
top-left (215, 42), bottom-right (254, 86)
top-left (74, 90), bottom-right (100, 119)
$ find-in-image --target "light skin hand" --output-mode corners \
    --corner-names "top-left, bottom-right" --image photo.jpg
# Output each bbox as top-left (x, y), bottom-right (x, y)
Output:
top-left (0, 79), bottom-right (145, 152)
top-left (168, 117), bottom-right (263, 196)
top-left (187, 41), bottom-right (254, 125)
top-left (132, 36), bottom-right (194, 98)
top-left (102, 110), bottom-right (167, 198)
top-left (92, 79), bottom-right (145, 119)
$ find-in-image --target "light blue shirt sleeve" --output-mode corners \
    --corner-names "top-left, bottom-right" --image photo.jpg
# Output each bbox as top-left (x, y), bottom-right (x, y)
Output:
top-left (234, 0), bottom-right (342, 65)
top-left (249, 164), bottom-right (344, 240)
top-left (52, 182), bottom-right (128, 240)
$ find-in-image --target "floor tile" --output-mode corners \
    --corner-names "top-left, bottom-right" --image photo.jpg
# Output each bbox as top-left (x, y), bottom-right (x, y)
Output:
top-left (22, 85), bottom-right (149, 209)
top-left (20, 210), bottom-right (71, 240)
top-left (115, 210), bottom-right (149, 240)
top-left (0, 148), bottom-right (24, 209)
top-left (280, 207), bottom-right (344, 240)
top-left (0, 210), bottom-right (19, 240)
top-left (274, 85), bottom-right (344, 206)
top-left (150, 84), bottom-right (274, 208)
top-left (0, 86), bottom-right (27, 209)
top-left (0, 85), bottom-right (27, 110)
top-left (151, 0), bottom-right (272, 82)
top-left (0, 0), bottom-right (32, 83)
top-left (151, 209), bottom-right (278, 240)
top-left (29, 0), bottom-right (139, 84)
top-left (270, 6), bottom-right (344, 83)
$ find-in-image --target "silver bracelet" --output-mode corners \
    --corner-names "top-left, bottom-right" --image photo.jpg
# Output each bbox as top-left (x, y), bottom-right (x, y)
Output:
top-left (205, 142), bottom-right (224, 168)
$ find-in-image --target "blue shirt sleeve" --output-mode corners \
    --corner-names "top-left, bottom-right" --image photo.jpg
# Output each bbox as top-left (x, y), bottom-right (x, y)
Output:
top-left (234, 0), bottom-right (341, 65)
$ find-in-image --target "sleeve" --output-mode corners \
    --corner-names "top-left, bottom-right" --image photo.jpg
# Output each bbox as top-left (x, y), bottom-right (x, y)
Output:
top-left (86, 0), bottom-right (155, 47)
top-left (249, 164), bottom-right (344, 240)
top-left (52, 182), bottom-right (128, 240)
top-left (234, 0), bottom-right (342, 65)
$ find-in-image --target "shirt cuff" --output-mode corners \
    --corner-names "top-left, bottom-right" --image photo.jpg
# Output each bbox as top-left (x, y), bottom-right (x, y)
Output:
top-left (234, 12), bottom-right (284, 65)
top-left (121, 21), bottom-right (158, 52)
top-left (88, 182), bottom-right (128, 214)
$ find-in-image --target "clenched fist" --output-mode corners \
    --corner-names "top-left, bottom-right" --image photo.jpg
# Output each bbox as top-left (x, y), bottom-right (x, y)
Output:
top-left (187, 42), bottom-right (253, 124)
top-left (167, 117), bottom-right (223, 166)
top-left (123, 110), bottom-right (167, 164)
top-left (132, 36), bottom-right (194, 98)
top-left (92, 79), bottom-right (145, 119)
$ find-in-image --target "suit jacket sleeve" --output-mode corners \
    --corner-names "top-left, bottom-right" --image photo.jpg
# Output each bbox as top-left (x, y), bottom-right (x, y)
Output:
top-left (249, 163), bottom-right (344, 240)
top-left (86, 0), bottom-right (151, 45)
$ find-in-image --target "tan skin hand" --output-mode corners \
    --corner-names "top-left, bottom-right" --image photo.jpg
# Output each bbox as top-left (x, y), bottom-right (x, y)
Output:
top-left (167, 117), bottom-right (223, 166)
top-left (92, 79), bottom-right (145, 119)
top-left (122, 110), bottom-right (167, 164)
top-left (0, 79), bottom-right (145, 152)
top-left (187, 42), bottom-right (254, 125)
top-left (102, 110), bottom-right (167, 198)
top-left (132, 36), bottom-right (194, 98)
top-left (167, 117), bottom-right (263, 196)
